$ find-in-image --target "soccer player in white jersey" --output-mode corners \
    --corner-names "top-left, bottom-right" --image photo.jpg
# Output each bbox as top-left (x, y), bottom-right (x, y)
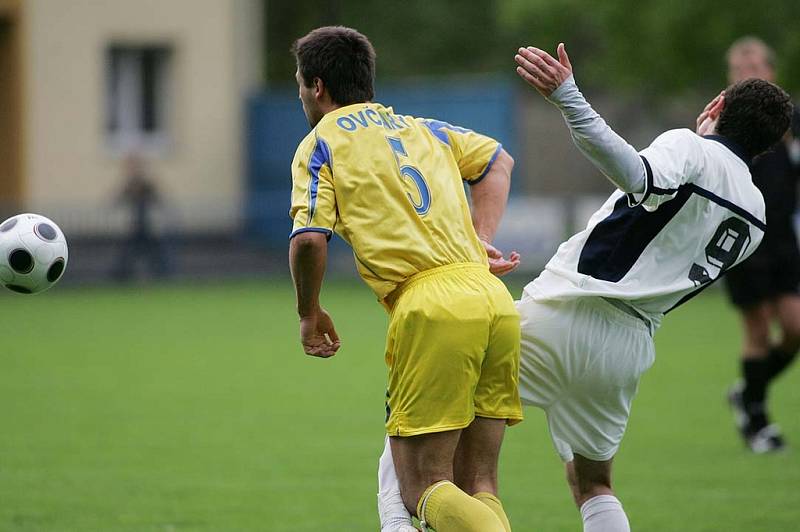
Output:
top-left (376, 44), bottom-right (793, 532)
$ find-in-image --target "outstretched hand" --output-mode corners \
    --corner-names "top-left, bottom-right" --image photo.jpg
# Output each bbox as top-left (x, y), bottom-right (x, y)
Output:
top-left (299, 307), bottom-right (341, 358)
top-left (482, 239), bottom-right (521, 277)
top-left (515, 43), bottom-right (573, 97)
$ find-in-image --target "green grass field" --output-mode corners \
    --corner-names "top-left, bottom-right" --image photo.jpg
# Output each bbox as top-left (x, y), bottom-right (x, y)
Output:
top-left (1, 279), bottom-right (798, 531)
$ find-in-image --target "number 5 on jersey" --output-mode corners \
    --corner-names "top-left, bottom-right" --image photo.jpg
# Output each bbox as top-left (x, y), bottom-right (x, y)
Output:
top-left (387, 137), bottom-right (431, 216)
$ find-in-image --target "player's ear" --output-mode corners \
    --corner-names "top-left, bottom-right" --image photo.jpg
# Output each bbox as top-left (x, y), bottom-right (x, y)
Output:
top-left (313, 77), bottom-right (325, 100)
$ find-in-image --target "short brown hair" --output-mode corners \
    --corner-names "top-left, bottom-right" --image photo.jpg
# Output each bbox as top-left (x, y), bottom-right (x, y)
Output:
top-left (292, 26), bottom-right (376, 106)
top-left (717, 78), bottom-right (792, 158)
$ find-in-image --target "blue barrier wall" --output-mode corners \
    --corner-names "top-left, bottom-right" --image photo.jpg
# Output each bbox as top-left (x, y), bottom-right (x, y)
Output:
top-left (245, 77), bottom-right (518, 245)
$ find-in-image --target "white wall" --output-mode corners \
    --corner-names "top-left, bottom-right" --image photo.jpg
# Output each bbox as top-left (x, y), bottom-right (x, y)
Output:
top-left (23, 0), bottom-right (263, 233)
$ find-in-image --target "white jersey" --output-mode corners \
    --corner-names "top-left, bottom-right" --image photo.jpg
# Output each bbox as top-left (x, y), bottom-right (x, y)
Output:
top-left (526, 128), bottom-right (766, 327)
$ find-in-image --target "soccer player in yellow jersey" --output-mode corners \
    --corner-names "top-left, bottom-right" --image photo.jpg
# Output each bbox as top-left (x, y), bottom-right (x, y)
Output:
top-left (288, 26), bottom-right (522, 531)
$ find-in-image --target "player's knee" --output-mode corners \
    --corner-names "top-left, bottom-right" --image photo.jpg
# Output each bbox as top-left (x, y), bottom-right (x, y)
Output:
top-left (572, 481), bottom-right (614, 508)
top-left (570, 455), bottom-right (614, 508)
top-left (565, 463), bottom-right (579, 494)
top-left (743, 310), bottom-right (771, 353)
top-left (398, 471), bottom-right (453, 516)
top-left (453, 456), bottom-right (498, 495)
top-left (780, 322), bottom-right (800, 352)
top-left (744, 336), bottom-right (770, 357)
top-left (454, 470), bottom-right (497, 496)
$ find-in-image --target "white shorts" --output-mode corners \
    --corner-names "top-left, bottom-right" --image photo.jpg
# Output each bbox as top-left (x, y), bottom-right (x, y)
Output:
top-left (517, 293), bottom-right (655, 463)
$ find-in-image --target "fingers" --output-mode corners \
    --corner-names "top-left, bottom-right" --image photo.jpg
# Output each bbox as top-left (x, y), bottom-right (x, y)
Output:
top-left (703, 95), bottom-right (720, 113)
top-left (516, 48), bottom-right (558, 81)
top-left (515, 46), bottom-right (571, 96)
top-left (696, 110), bottom-right (709, 129)
top-left (709, 95), bottom-right (725, 120)
top-left (516, 65), bottom-right (547, 94)
top-left (481, 239), bottom-right (503, 259)
top-left (527, 46), bottom-right (562, 73)
top-left (515, 54), bottom-right (550, 93)
top-left (488, 252), bottom-right (521, 277)
top-left (702, 91), bottom-right (724, 114)
top-left (557, 43), bottom-right (572, 70)
top-left (304, 337), bottom-right (340, 358)
top-left (323, 323), bottom-right (340, 343)
top-left (489, 260), bottom-right (519, 276)
top-left (697, 97), bottom-right (718, 128)
top-left (697, 91), bottom-right (726, 134)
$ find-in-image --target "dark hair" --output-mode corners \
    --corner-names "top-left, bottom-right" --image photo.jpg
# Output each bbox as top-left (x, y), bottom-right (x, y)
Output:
top-left (716, 78), bottom-right (793, 158)
top-left (292, 26), bottom-right (376, 106)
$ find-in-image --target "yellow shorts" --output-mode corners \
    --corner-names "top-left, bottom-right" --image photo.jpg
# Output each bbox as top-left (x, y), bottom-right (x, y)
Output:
top-left (384, 263), bottom-right (523, 437)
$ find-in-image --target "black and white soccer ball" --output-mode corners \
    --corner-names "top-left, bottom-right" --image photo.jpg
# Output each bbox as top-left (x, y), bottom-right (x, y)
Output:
top-left (0, 213), bottom-right (68, 294)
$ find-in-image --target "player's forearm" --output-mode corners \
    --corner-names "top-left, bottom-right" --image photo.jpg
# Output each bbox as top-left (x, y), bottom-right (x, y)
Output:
top-left (470, 149), bottom-right (514, 243)
top-left (289, 232), bottom-right (329, 317)
top-left (548, 76), bottom-right (646, 193)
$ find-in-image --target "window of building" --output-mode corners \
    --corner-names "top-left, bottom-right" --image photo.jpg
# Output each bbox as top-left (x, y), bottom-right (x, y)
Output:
top-left (105, 45), bottom-right (172, 154)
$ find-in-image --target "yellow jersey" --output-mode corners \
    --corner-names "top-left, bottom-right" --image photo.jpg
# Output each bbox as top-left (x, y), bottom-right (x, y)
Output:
top-left (289, 102), bottom-right (503, 306)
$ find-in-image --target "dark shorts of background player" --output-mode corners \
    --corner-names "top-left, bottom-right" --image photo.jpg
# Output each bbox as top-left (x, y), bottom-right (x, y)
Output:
top-left (725, 226), bottom-right (800, 309)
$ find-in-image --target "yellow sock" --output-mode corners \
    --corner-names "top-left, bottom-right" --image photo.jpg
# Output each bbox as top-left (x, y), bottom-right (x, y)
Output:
top-left (417, 481), bottom-right (506, 532)
top-left (474, 492), bottom-right (512, 532)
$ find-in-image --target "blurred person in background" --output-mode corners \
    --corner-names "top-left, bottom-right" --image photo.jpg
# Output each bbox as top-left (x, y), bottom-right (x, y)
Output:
top-left (723, 36), bottom-right (800, 453)
top-left (112, 153), bottom-right (171, 281)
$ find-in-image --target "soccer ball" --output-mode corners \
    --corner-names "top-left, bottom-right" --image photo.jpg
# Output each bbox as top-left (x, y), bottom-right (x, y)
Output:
top-left (0, 213), bottom-right (68, 294)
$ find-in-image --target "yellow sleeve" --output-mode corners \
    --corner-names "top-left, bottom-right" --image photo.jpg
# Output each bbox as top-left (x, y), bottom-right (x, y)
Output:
top-left (288, 135), bottom-right (337, 239)
top-left (420, 119), bottom-right (503, 184)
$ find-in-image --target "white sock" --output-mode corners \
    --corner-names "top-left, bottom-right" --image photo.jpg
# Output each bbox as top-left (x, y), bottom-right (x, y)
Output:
top-left (377, 436), bottom-right (415, 532)
top-left (580, 494), bottom-right (630, 532)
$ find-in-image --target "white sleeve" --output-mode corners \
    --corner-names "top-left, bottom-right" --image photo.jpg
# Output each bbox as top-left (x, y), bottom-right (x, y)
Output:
top-left (633, 129), bottom-right (706, 212)
top-left (548, 76), bottom-right (646, 194)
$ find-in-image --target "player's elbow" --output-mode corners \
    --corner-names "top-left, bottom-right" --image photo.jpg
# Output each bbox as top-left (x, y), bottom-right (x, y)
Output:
top-left (498, 149), bottom-right (514, 174)
top-left (290, 231), bottom-right (329, 251)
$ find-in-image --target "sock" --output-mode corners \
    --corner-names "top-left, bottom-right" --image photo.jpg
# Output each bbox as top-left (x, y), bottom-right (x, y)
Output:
top-left (473, 492), bottom-right (511, 532)
top-left (766, 347), bottom-right (797, 382)
top-left (741, 357), bottom-right (770, 430)
top-left (580, 494), bottom-right (630, 532)
top-left (377, 437), bottom-right (415, 531)
top-left (417, 481), bottom-right (506, 532)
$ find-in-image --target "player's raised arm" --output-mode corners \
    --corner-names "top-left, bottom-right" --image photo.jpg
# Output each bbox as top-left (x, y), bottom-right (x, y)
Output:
top-left (515, 44), bottom-right (646, 195)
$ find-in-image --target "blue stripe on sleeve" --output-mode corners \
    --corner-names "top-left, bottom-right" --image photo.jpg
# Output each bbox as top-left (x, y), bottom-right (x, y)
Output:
top-left (306, 137), bottom-right (333, 226)
top-left (469, 143), bottom-right (503, 186)
top-left (289, 227), bottom-right (333, 240)
top-left (423, 119), bottom-right (472, 146)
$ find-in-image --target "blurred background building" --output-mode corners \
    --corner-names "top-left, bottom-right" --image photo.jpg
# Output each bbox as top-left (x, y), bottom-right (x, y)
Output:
top-left (1, 0), bottom-right (798, 283)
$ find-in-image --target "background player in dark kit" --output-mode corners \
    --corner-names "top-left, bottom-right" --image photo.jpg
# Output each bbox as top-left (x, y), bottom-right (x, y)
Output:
top-left (723, 37), bottom-right (800, 453)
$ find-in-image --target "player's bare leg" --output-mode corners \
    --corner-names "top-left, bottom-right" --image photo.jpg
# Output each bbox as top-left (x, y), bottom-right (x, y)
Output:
top-left (567, 455), bottom-right (630, 532)
top-left (453, 416), bottom-right (511, 531)
top-left (740, 302), bottom-right (772, 359)
top-left (378, 436), bottom-right (418, 532)
top-left (390, 429), bottom-right (506, 532)
top-left (454, 416), bottom-right (504, 494)
top-left (775, 294), bottom-right (800, 359)
top-left (731, 300), bottom-right (794, 451)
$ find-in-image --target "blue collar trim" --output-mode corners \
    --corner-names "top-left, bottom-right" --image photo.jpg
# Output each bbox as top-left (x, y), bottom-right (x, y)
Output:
top-left (703, 135), bottom-right (751, 166)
